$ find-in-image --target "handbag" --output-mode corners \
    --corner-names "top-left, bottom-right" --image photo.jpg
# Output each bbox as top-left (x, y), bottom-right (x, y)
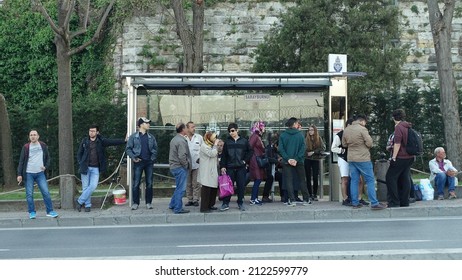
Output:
top-left (218, 174), bottom-right (234, 199)
top-left (256, 155), bottom-right (269, 168)
top-left (413, 184), bottom-right (423, 201)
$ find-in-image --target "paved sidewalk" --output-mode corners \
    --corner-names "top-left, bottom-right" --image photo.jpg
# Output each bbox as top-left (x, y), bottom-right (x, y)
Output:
top-left (1, 196), bottom-right (462, 228)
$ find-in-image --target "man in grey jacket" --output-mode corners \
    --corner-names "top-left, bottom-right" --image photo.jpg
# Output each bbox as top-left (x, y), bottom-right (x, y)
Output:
top-left (168, 122), bottom-right (192, 214)
top-left (126, 117), bottom-right (158, 210)
top-left (342, 114), bottom-right (387, 210)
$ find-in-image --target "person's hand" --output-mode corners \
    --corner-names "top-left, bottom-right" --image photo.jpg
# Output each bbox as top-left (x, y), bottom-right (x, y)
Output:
top-left (447, 169), bottom-right (457, 177)
top-left (288, 159), bottom-right (297, 166)
top-left (307, 151), bottom-right (314, 157)
top-left (133, 158), bottom-right (141, 163)
top-left (213, 139), bottom-right (219, 146)
top-left (17, 176), bottom-right (22, 185)
top-left (40, 166), bottom-right (46, 171)
top-left (221, 167), bottom-right (226, 175)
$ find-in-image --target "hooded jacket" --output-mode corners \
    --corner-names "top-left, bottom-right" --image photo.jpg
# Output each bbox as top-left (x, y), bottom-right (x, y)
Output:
top-left (278, 127), bottom-right (306, 164)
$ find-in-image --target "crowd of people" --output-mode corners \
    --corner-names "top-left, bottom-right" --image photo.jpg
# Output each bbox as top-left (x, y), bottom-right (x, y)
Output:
top-left (18, 109), bottom-right (459, 218)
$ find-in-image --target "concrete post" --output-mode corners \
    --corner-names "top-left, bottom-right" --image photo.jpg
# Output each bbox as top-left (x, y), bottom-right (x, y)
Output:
top-left (60, 174), bottom-right (77, 209)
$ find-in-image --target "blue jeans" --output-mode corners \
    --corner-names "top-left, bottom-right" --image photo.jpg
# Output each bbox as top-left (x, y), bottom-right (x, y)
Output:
top-left (132, 160), bottom-right (153, 205)
top-left (349, 161), bottom-right (379, 206)
top-left (434, 172), bottom-right (456, 195)
top-left (169, 167), bottom-right (188, 213)
top-left (251, 179), bottom-right (262, 200)
top-left (25, 172), bottom-right (54, 214)
top-left (78, 167), bottom-right (100, 207)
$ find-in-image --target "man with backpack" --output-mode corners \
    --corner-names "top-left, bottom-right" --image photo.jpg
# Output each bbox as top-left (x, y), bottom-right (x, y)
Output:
top-left (386, 109), bottom-right (415, 207)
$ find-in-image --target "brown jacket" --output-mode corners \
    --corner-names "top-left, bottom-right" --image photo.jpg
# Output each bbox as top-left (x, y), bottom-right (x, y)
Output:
top-left (341, 121), bottom-right (373, 162)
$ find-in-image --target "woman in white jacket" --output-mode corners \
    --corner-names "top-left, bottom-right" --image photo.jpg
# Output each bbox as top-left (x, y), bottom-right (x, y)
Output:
top-left (198, 132), bottom-right (220, 213)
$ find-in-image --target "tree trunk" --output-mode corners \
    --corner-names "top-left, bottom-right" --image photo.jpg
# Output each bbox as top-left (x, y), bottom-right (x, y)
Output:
top-left (0, 93), bottom-right (16, 190)
top-left (427, 0), bottom-right (462, 169)
top-left (55, 4), bottom-right (76, 209)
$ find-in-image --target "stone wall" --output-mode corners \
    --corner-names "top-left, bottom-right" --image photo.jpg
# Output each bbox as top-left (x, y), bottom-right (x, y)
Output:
top-left (113, 0), bottom-right (462, 89)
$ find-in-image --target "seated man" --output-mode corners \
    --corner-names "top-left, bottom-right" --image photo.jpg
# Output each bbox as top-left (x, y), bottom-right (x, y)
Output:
top-left (429, 147), bottom-right (458, 200)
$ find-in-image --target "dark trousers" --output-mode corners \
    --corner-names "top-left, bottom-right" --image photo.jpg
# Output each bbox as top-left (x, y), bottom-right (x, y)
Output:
top-left (386, 158), bottom-right (414, 206)
top-left (222, 167), bottom-right (247, 205)
top-left (200, 185), bottom-right (218, 212)
top-left (304, 159), bottom-right (320, 197)
top-left (282, 163), bottom-right (310, 202)
top-left (132, 160), bottom-right (153, 205)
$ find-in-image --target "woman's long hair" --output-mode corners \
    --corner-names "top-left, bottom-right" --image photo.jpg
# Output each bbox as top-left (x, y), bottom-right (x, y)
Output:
top-left (305, 125), bottom-right (322, 151)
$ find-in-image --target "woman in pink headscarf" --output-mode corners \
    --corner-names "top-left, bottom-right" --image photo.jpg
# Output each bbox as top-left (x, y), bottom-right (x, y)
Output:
top-left (248, 120), bottom-right (266, 205)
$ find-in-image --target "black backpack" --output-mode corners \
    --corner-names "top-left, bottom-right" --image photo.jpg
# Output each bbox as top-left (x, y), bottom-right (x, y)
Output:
top-left (406, 128), bottom-right (423, 156)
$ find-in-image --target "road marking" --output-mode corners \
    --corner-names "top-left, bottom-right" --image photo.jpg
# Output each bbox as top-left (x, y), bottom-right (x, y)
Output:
top-left (178, 239), bottom-right (431, 248)
top-left (0, 249), bottom-right (10, 251)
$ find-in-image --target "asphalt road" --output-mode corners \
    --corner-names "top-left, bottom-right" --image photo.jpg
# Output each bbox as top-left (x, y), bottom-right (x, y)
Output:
top-left (1, 217), bottom-right (462, 260)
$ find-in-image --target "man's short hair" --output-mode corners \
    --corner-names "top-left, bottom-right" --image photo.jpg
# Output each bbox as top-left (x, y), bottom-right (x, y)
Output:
top-left (227, 123), bottom-right (238, 132)
top-left (186, 121), bottom-right (194, 128)
top-left (355, 114), bottom-right (367, 122)
top-left (392, 109), bottom-right (406, 121)
top-left (285, 117), bottom-right (298, 128)
top-left (89, 124), bottom-right (99, 131)
top-left (176, 122), bottom-right (185, 133)
top-left (346, 118), bottom-right (354, 126)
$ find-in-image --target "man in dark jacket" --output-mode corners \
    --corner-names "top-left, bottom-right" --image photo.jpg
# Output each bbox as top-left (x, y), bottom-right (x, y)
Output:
top-left (76, 125), bottom-right (126, 212)
top-left (278, 117), bottom-right (311, 206)
top-left (219, 123), bottom-right (253, 211)
top-left (17, 130), bottom-right (58, 219)
top-left (386, 109), bottom-right (415, 207)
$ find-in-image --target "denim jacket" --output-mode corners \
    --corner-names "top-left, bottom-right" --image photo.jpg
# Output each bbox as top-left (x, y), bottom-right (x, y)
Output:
top-left (126, 131), bottom-right (158, 162)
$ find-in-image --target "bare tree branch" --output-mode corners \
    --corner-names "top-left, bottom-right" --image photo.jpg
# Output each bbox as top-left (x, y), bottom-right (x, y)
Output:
top-left (63, 0), bottom-right (76, 30)
top-left (70, 0), bottom-right (91, 40)
top-left (31, 0), bottom-right (62, 36)
top-left (68, 0), bottom-right (116, 56)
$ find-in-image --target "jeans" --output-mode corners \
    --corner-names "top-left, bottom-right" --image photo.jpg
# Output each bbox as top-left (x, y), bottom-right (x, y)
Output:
top-left (132, 160), bottom-right (153, 205)
top-left (169, 167), bottom-right (188, 213)
top-left (434, 172), bottom-right (456, 196)
top-left (78, 167), bottom-right (100, 207)
top-left (222, 167), bottom-right (247, 206)
top-left (250, 179), bottom-right (262, 200)
top-left (25, 172), bottom-right (54, 214)
top-left (349, 161), bottom-right (379, 206)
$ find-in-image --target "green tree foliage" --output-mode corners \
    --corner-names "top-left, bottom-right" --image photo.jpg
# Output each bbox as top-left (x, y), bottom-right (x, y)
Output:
top-left (252, 0), bottom-right (409, 115)
top-left (0, 0), bottom-right (116, 109)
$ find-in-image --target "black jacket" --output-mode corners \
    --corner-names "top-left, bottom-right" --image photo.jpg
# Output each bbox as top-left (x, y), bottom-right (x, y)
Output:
top-left (220, 135), bottom-right (253, 169)
top-left (77, 135), bottom-right (125, 174)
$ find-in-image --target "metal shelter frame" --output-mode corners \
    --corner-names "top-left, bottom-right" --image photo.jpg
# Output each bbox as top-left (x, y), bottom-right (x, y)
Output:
top-left (122, 72), bottom-right (365, 206)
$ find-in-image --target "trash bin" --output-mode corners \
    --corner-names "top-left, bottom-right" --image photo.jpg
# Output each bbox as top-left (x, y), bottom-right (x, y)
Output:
top-left (374, 158), bottom-right (389, 202)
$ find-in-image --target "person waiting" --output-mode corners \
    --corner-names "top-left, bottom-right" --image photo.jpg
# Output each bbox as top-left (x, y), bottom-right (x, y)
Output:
top-left (429, 147), bottom-right (458, 200)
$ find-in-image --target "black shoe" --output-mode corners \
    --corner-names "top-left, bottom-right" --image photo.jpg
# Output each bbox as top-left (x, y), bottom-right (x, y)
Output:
top-left (200, 209), bottom-right (211, 213)
top-left (193, 201), bottom-right (199, 207)
top-left (175, 209), bottom-right (190, 214)
top-left (409, 197), bottom-right (416, 204)
top-left (295, 197), bottom-right (303, 202)
top-left (84, 207), bottom-right (91, 212)
top-left (209, 206), bottom-right (218, 210)
top-left (352, 204), bottom-right (363, 209)
top-left (311, 195), bottom-right (319, 201)
top-left (185, 201), bottom-right (194, 206)
top-left (342, 199), bottom-right (352, 206)
top-left (75, 200), bottom-right (82, 212)
top-left (359, 199), bottom-right (370, 206)
top-left (261, 197), bottom-right (273, 203)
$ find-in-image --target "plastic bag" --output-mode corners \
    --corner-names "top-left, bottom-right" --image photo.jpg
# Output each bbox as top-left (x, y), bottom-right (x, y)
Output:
top-left (218, 174), bottom-right (234, 199)
top-left (419, 179), bottom-right (434, 201)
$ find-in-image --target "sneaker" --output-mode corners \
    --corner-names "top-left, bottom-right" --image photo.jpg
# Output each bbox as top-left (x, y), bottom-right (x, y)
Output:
top-left (146, 203), bottom-right (153, 209)
top-left (238, 204), bottom-right (246, 211)
top-left (220, 204), bottom-right (229, 211)
top-left (311, 195), bottom-right (319, 201)
top-left (193, 201), bottom-right (200, 207)
top-left (302, 199), bottom-right (312, 206)
top-left (131, 203), bottom-right (139, 210)
top-left (295, 197), bottom-right (303, 202)
top-left (371, 203), bottom-right (388, 210)
top-left (75, 199), bottom-right (83, 212)
top-left (84, 207), bottom-right (91, 212)
top-left (249, 199), bottom-right (262, 205)
top-left (185, 201), bottom-right (194, 206)
top-left (352, 204), bottom-right (363, 209)
top-left (286, 199), bottom-right (296, 207)
top-left (29, 212), bottom-right (36, 219)
top-left (449, 192), bottom-right (457, 200)
top-left (175, 209), bottom-right (190, 214)
top-left (438, 195), bottom-right (444, 200)
top-left (46, 211), bottom-right (58, 218)
top-left (261, 196), bottom-right (273, 203)
top-left (342, 199), bottom-right (352, 206)
top-left (359, 199), bottom-right (370, 206)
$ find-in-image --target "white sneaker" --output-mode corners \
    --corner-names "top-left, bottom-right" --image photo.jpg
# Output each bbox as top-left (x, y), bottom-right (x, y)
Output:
top-left (131, 203), bottom-right (139, 210)
top-left (146, 203), bottom-right (153, 209)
